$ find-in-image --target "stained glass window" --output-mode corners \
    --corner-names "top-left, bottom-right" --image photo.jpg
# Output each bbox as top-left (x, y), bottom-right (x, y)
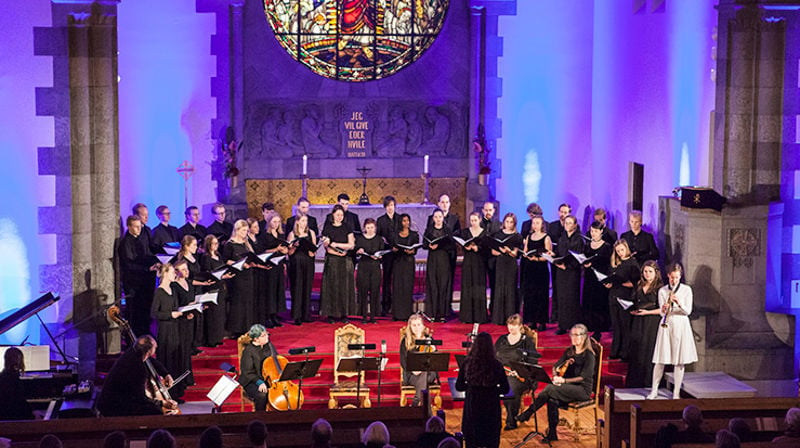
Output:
top-left (263, 0), bottom-right (449, 82)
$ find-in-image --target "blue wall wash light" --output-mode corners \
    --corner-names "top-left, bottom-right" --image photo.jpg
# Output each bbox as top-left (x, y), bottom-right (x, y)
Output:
top-left (263, 0), bottom-right (449, 81)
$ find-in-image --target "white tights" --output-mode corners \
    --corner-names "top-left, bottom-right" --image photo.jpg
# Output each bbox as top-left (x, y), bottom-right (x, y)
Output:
top-left (650, 363), bottom-right (685, 399)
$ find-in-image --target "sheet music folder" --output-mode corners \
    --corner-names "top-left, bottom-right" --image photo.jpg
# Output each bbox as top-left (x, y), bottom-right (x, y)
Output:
top-left (509, 361), bottom-right (552, 384)
top-left (407, 352), bottom-right (450, 372)
top-left (335, 357), bottom-right (380, 373)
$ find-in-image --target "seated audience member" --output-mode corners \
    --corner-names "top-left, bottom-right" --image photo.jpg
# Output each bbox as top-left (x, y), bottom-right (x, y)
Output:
top-left (416, 416), bottom-right (453, 448)
top-left (38, 435), bottom-right (62, 448)
top-left (675, 405), bottom-right (714, 444)
top-left (0, 438), bottom-right (10, 448)
top-left (247, 420), bottom-right (268, 448)
top-left (103, 431), bottom-right (127, 448)
top-left (728, 418), bottom-right (751, 443)
top-left (437, 438), bottom-right (461, 448)
top-left (715, 429), bottom-right (741, 448)
top-left (654, 423), bottom-right (678, 448)
top-left (147, 430), bottom-right (176, 448)
top-left (362, 421), bottom-right (390, 448)
top-left (311, 418), bottom-right (333, 448)
top-left (199, 426), bottom-right (223, 448)
top-left (773, 407), bottom-right (800, 444)
top-left (0, 347), bottom-right (34, 420)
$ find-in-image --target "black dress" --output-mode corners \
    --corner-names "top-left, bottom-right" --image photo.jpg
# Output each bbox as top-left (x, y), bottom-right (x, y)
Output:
top-left (581, 241), bottom-right (612, 333)
top-left (423, 225), bottom-right (453, 321)
top-left (520, 234), bottom-right (550, 326)
top-left (222, 240), bottom-right (255, 335)
top-left (0, 371), bottom-right (34, 420)
top-left (627, 286), bottom-right (660, 387)
top-left (184, 255), bottom-right (205, 351)
top-left (199, 253), bottom-right (228, 346)
top-left (376, 213), bottom-right (400, 314)
top-left (491, 231), bottom-right (523, 325)
top-left (608, 257), bottom-right (640, 359)
top-left (392, 231), bottom-right (419, 320)
top-left (261, 232), bottom-right (289, 317)
top-left (151, 287), bottom-right (185, 398)
top-left (320, 223), bottom-right (355, 319)
top-left (455, 356), bottom-right (509, 448)
top-left (289, 232), bottom-right (316, 322)
top-left (459, 229), bottom-right (487, 324)
top-left (555, 231), bottom-right (585, 332)
top-left (249, 235), bottom-right (270, 326)
top-left (172, 281), bottom-right (195, 390)
top-left (495, 334), bottom-right (539, 426)
top-left (355, 233), bottom-right (383, 320)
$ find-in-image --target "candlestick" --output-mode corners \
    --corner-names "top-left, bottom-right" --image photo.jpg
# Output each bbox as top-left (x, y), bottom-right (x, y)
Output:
top-left (302, 154), bottom-right (308, 175)
top-left (423, 155), bottom-right (429, 174)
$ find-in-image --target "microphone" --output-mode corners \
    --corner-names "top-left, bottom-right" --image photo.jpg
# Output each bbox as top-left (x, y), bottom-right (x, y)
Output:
top-left (381, 339), bottom-right (387, 354)
top-left (415, 339), bottom-right (443, 346)
top-left (288, 346), bottom-right (316, 355)
top-left (347, 343), bottom-right (376, 350)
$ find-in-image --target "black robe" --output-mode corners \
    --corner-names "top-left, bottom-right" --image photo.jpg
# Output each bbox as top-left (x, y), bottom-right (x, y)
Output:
top-left (455, 357), bottom-right (509, 448)
top-left (621, 229), bottom-right (659, 265)
top-left (392, 230), bottom-right (419, 320)
top-left (490, 231), bottom-right (522, 325)
top-left (520, 234), bottom-right (550, 326)
top-left (199, 252), bottom-right (228, 346)
top-left (459, 228), bottom-right (487, 324)
top-left (96, 347), bottom-right (170, 416)
top-left (355, 233), bottom-right (383, 319)
top-left (178, 222), bottom-right (207, 243)
top-left (376, 212), bottom-right (401, 313)
top-left (207, 220), bottom-right (234, 242)
top-left (423, 225), bottom-right (453, 320)
top-left (555, 231), bottom-right (585, 331)
top-left (151, 223), bottom-right (180, 254)
top-left (222, 240), bottom-right (255, 335)
top-left (118, 231), bottom-right (158, 337)
top-left (627, 286), bottom-right (660, 387)
top-left (582, 241), bottom-right (613, 333)
top-left (320, 223), bottom-right (355, 319)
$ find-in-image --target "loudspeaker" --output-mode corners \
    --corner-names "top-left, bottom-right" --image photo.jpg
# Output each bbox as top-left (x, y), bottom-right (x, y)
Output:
top-left (629, 162), bottom-right (644, 212)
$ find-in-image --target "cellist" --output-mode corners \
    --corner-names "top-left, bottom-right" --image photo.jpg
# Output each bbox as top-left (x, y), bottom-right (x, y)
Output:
top-left (239, 324), bottom-right (274, 411)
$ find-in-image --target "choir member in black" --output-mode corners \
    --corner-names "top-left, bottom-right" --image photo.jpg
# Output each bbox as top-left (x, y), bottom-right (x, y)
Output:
top-left (257, 202), bottom-right (274, 235)
top-left (200, 235), bottom-right (232, 346)
top-left (553, 214), bottom-right (584, 334)
top-left (427, 194), bottom-right (461, 314)
top-left (320, 204), bottom-right (356, 322)
top-left (621, 210), bottom-right (659, 265)
top-left (391, 214), bottom-right (419, 321)
top-left (455, 331), bottom-right (509, 448)
top-left (259, 212), bottom-right (289, 327)
top-left (521, 215), bottom-right (552, 331)
top-left (627, 261), bottom-right (663, 388)
top-left (151, 205), bottom-right (180, 254)
top-left (588, 208), bottom-right (617, 245)
top-left (179, 205), bottom-right (207, 242)
top-left (517, 324), bottom-right (596, 442)
top-left (150, 263), bottom-right (187, 401)
top-left (458, 212), bottom-right (488, 324)
top-left (118, 215), bottom-right (159, 338)
top-left (222, 219), bottom-right (255, 336)
top-left (323, 193), bottom-right (361, 234)
top-left (495, 314), bottom-right (540, 430)
top-left (173, 235), bottom-right (215, 352)
top-left (0, 347), bottom-right (34, 420)
top-left (548, 203), bottom-right (572, 323)
top-left (490, 213), bottom-right (523, 325)
top-left (376, 195), bottom-right (400, 315)
top-left (247, 218), bottom-right (273, 328)
top-left (520, 202), bottom-right (546, 237)
top-left (581, 221), bottom-right (613, 340)
top-left (238, 324), bottom-right (274, 411)
top-left (480, 201), bottom-right (502, 303)
top-left (284, 197), bottom-right (319, 235)
top-left (400, 315), bottom-right (439, 406)
top-left (133, 203), bottom-right (154, 255)
top-left (207, 203), bottom-right (234, 243)
top-left (287, 214), bottom-right (317, 325)
top-left (97, 335), bottom-right (177, 416)
top-left (606, 239), bottom-right (640, 359)
top-left (355, 218), bottom-right (383, 323)
top-left (423, 209), bottom-right (454, 322)
top-left (171, 260), bottom-right (196, 393)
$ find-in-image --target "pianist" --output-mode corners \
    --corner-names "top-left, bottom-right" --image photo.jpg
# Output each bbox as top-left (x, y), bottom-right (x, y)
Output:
top-left (0, 347), bottom-right (34, 420)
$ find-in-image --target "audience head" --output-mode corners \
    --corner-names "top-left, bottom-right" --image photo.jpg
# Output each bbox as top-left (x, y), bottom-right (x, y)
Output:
top-left (715, 429), bottom-right (740, 448)
top-left (425, 416), bottom-right (445, 433)
top-left (311, 418), bottom-right (332, 445)
top-left (682, 405), bottom-right (703, 429)
top-left (126, 215), bottom-right (143, 236)
top-left (3, 346), bottom-right (25, 375)
top-left (212, 203), bottom-right (227, 222)
top-left (185, 206), bottom-right (201, 224)
top-left (526, 202), bottom-right (543, 217)
top-left (103, 431), bottom-right (127, 448)
top-left (436, 438), bottom-right (460, 448)
top-left (785, 407), bottom-right (800, 433)
top-left (727, 418), bottom-right (751, 443)
top-left (199, 426), bottom-right (223, 448)
top-left (437, 195), bottom-right (451, 214)
top-left (147, 429), bottom-right (175, 448)
top-left (361, 421), bottom-right (390, 446)
top-left (247, 420), bottom-right (268, 447)
top-left (38, 434), bottom-right (62, 448)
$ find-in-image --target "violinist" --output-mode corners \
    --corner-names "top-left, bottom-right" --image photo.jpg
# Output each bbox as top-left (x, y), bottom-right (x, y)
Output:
top-left (399, 314), bottom-right (438, 406)
top-left (97, 335), bottom-right (177, 416)
top-left (495, 314), bottom-right (540, 430)
top-left (238, 324), bottom-right (274, 411)
top-left (516, 323), bottom-right (596, 443)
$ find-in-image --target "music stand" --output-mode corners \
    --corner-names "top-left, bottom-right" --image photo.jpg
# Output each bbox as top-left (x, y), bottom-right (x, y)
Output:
top-left (278, 358), bottom-right (323, 410)
top-left (407, 351), bottom-right (449, 403)
top-left (511, 363), bottom-right (553, 447)
top-left (336, 357), bottom-right (380, 408)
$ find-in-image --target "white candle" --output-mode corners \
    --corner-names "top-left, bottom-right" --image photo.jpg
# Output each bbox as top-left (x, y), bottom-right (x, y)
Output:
top-left (302, 154), bottom-right (308, 175)
top-left (424, 155), bottom-right (429, 174)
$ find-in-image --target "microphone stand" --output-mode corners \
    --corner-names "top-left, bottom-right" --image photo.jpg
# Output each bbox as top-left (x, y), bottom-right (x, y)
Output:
top-left (377, 342), bottom-right (385, 406)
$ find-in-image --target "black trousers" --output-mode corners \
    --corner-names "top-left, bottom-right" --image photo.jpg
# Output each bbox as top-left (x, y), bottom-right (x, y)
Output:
top-left (523, 384), bottom-right (590, 437)
top-left (357, 262), bottom-right (381, 319)
top-left (244, 383), bottom-right (268, 411)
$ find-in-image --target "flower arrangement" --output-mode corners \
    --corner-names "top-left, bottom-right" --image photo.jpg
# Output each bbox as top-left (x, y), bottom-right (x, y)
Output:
top-left (473, 124), bottom-right (491, 175)
top-left (221, 136), bottom-right (240, 179)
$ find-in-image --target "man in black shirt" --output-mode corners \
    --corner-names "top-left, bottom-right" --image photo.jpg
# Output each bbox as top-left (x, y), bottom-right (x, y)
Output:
top-left (324, 193), bottom-right (360, 233)
top-left (284, 197), bottom-right (318, 235)
top-left (150, 205), bottom-right (180, 254)
top-left (376, 196), bottom-right (401, 315)
top-left (207, 203), bottom-right (234, 242)
top-left (133, 203), bottom-right (153, 255)
top-left (428, 194), bottom-right (461, 316)
top-left (118, 215), bottom-right (159, 337)
top-left (480, 201), bottom-right (502, 301)
top-left (97, 335), bottom-right (177, 416)
top-left (621, 210), bottom-right (659, 265)
top-left (178, 206), bottom-right (207, 242)
top-left (548, 203), bottom-right (572, 323)
top-left (586, 207), bottom-right (617, 245)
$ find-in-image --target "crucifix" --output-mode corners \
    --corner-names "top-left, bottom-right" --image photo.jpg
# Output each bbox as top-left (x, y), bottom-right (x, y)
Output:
top-left (177, 160), bottom-right (195, 210)
top-left (357, 166), bottom-right (371, 205)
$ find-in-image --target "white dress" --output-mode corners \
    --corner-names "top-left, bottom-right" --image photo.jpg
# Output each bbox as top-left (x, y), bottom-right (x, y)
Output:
top-left (652, 283), bottom-right (698, 365)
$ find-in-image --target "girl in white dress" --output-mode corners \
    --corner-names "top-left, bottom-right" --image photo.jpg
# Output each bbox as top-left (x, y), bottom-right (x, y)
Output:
top-left (647, 263), bottom-right (698, 399)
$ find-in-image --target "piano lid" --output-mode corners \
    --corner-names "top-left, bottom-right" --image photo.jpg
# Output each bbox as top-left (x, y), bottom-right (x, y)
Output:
top-left (0, 292), bottom-right (59, 336)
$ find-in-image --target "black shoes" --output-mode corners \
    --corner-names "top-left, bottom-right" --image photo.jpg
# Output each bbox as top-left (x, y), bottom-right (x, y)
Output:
top-left (516, 409), bottom-right (533, 423)
top-left (504, 422), bottom-right (518, 430)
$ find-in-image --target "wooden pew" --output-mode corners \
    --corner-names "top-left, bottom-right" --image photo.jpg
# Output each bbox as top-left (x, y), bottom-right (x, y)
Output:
top-left (602, 385), bottom-right (800, 448)
top-left (0, 406), bottom-right (428, 448)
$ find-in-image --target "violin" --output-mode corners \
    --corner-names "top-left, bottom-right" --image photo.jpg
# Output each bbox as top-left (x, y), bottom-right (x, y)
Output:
top-left (554, 357), bottom-right (574, 378)
top-left (261, 341), bottom-right (304, 411)
top-left (107, 306), bottom-right (180, 415)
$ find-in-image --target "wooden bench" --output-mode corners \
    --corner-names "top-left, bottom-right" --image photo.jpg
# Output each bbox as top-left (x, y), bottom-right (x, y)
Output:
top-left (600, 385), bottom-right (800, 448)
top-left (0, 406), bottom-right (429, 448)
top-left (671, 443), bottom-right (781, 448)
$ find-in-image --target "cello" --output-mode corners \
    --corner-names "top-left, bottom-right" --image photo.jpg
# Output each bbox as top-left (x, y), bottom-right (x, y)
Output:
top-left (261, 341), bottom-right (304, 410)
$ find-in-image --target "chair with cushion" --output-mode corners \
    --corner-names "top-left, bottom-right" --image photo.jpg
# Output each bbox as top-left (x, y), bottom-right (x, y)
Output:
top-left (560, 337), bottom-right (603, 441)
top-left (328, 323), bottom-right (371, 408)
top-left (237, 334), bottom-right (255, 412)
top-left (398, 325), bottom-right (442, 412)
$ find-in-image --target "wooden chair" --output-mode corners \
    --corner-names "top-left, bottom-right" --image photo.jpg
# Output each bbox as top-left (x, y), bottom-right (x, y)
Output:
top-left (561, 337), bottom-right (603, 441)
top-left (328, 324), bottom-right (371, 408)
top-left (237, 334), bottom-right (255, 412)
top-left (398, 326), bottom-right (442, 412)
